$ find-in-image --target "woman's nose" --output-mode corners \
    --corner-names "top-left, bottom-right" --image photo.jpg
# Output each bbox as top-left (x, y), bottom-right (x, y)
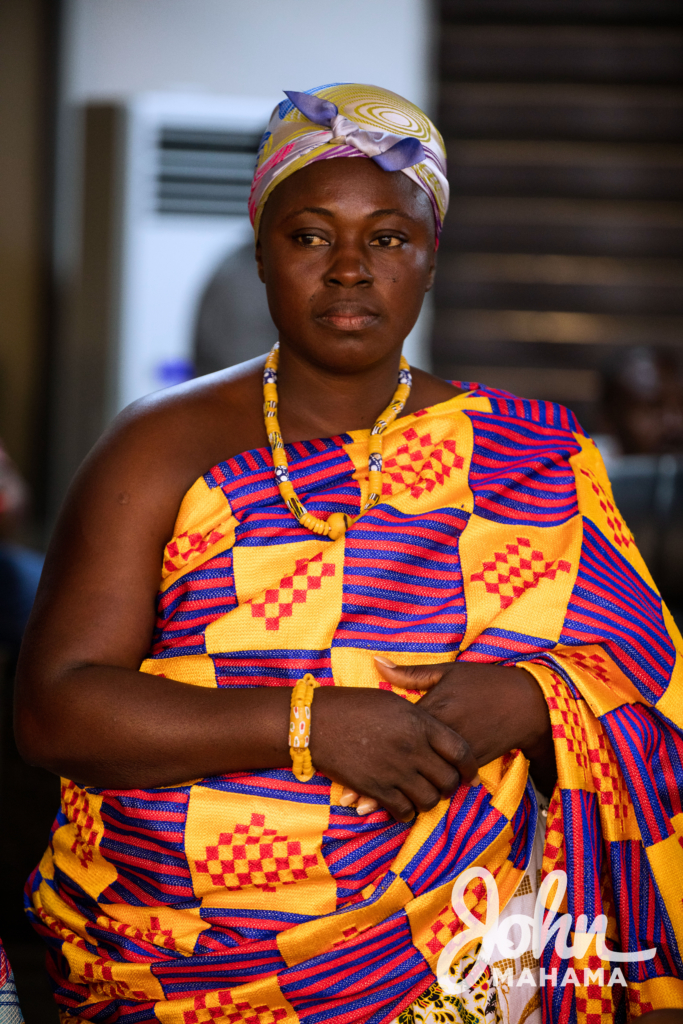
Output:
top-left (324, 242), bottom-right (373, 288)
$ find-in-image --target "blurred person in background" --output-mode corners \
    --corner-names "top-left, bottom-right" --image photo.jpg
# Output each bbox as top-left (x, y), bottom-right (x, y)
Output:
top-left (13, 85), bottom-right (683, 1024)
top-left (194, 241), bottom-right (277, 378)
top-left (0, 442), bottom-right (43, 659)
top-left (600, 349), bottom-right (683, 618)
top-left (603, 347), bottom-right (683, 456)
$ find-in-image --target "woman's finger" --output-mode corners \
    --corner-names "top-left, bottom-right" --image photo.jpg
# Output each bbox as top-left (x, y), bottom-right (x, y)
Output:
top-left (376, 787), bottom-right (416, 823)
top-left (401, 773), bottom-right (443, 815)
top-left (340, 786), bottom-right (379, 816)
top-left (374, 657), bottom-right (453, 691)
top-left (428, 718), bottom-right (481, 787)
top-left (356, 797), bottom-right (379, 815)
top-left (415, 752), bottom-right (462, 799)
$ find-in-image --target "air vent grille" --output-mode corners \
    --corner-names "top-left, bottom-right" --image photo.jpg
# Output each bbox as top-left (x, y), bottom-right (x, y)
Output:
top-left (156, 127), bottom-right (262, 216)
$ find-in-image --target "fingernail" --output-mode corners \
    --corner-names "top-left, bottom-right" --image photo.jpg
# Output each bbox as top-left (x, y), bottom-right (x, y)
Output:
top-left (470, 773), bottom-right (482, 788)
top-left (374, 656), bottom-right (397, 668)
top-left (339, 791), bottom-right (357, 807)
top-left (356, 800), bottom-right (377, 815)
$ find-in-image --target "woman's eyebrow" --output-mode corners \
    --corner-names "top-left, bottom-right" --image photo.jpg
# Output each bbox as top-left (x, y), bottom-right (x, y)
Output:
top-left (368, 208), bottom-right (416, 221)
top-left (283, 207), bottom-right (416, 221)
top-left (284, 206), bottom-right (334, 219)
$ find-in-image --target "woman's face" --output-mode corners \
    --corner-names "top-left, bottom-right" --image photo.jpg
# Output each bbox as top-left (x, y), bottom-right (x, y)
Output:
top-left (256, 157), bottom-right (436, 374)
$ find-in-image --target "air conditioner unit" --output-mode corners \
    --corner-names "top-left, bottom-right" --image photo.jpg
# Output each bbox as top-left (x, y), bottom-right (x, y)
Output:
top-left (52, 92), bottom-right (276, 508)
top-left (51, 90), bottom-right (433, 516)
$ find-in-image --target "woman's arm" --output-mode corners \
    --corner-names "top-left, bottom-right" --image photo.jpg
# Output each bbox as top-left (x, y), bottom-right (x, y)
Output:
top-left (14, 386), bottom-right (478, 820)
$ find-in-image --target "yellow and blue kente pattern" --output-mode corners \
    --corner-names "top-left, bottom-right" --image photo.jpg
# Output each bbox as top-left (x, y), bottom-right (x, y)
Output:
top-left (27, 386), bottom-right (683, 1023)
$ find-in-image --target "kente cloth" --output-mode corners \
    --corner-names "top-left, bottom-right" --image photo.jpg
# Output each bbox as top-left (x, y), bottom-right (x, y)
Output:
top-left (394, 786), bottom-right (550, 1024)
top-left (0, 938), bottom-right (25, 1024)
top-left (27, 385), bottom-right (683, 1023)
top-left (248, 84), bottom-right (449, 240)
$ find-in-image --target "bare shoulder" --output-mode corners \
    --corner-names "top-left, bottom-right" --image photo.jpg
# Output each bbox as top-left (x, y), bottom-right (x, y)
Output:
top-left (77, 357), bottom-right (266, 503)
top-left (45, 356), bottom-right (268, 578)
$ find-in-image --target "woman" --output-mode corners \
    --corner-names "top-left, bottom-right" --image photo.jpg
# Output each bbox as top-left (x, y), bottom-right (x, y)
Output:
top-left (15, 85), bottom-right (683, 1023)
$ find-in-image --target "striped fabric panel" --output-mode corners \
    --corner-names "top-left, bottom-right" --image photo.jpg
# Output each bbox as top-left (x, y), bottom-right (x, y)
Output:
top-left (473, 385), bottom-right (584, 435)
top-left (561, 519), bottom-right (675, 702)
top-left (151, 552), bottom-right (236, 658)
top-left (602, 704), bottom-right (675, 849)
top-left (231, 440), bottom-right (360, 547)
top-left (278, 912), bottom-right (431, 1024)
top-left (201, 769), bottom-right (332, 806)
top-left (542, 949), bottom-right (582, 1024)
top-left (84, 921), bottom-right (181, 966)
top-left (560, 788), bottom-right (603, 923)
top-left (212, 649), bottom-right (333, 688)
top-left (465, 408), bottom-right (581, 526)
top-left (460, 627), bottom-right (557, 662)
top-left (647, 708), bottom-right (683, 819)
top-left (400, 784), bottom-right (511, 895)
top-left (151, 942), bottom-right (287, 993)
top-left (334, 506), bottom-right (468, 653)
top-left (608, 838), bottom-right (683, 980)
top-left (322, 807), bottom-right (411, 905)
top-left (197, 907), bottom-right (314, 949)
top-left (98, 789), bottom-right (196, 907)
top-left (40, 867), bottom-right (106, 937)
top-left (207, 435), bottom-right (358, 513)
top-left (508, 781), bottom-right (538, 869)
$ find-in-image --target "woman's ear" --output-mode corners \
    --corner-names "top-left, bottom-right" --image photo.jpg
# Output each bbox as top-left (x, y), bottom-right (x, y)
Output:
top-left (255, 239), bottom-right (266, 283)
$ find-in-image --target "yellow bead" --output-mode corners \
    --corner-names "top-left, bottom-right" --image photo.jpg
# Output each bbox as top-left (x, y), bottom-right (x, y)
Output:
top-left (327, 512), bottom-right (351, 540)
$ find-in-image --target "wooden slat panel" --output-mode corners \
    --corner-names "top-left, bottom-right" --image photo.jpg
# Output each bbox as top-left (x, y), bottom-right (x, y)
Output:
top-left (441, 0), bottom-right (682, 24)
top-left (440, 197), bottom-right (683, 257)
top-left (435, 252), bottom-right (683, 314)
top-left (436, 252), bottom-right (683, 284)
top-left (434, 308), bottom-right (683, 346)
top-left (435, 1), bottom-right (682, 436)
top-left (438, 84), bottom-right (683, 142)
top-left (444, 141), bottom-right (683, 200)
top-left (440, 26), bottom-right (683, 83)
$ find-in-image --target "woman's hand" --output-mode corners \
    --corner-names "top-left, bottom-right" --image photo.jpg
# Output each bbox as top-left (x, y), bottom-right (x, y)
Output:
top-left (310, 685), bottom-right (479, 822)
top-left (342, 657), bottom-right (554, 814)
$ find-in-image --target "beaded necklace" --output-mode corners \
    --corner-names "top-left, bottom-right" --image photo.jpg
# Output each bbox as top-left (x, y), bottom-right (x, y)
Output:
top-left (263, 343), bottom-right (412, 540)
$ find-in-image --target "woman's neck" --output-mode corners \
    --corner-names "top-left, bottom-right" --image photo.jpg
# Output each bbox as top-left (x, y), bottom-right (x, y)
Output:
top-left (274, 345), bottom-right (464, 444)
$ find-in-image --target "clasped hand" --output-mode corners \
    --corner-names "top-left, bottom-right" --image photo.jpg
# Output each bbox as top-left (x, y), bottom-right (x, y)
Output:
top-left (310, 658), bottom-right (552, 822)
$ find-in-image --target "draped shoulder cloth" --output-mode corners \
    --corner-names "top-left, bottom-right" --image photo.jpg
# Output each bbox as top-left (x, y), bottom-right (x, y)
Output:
top-left (28, 387), bottom-right (683, 1023)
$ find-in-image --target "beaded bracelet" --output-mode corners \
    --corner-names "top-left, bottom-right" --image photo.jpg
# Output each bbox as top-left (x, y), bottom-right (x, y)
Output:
top-left (289, 674), bottom-right (318, 782)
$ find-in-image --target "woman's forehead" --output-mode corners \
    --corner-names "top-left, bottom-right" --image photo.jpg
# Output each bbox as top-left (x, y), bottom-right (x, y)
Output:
top-left (263, 157), bottom-right (433, 223)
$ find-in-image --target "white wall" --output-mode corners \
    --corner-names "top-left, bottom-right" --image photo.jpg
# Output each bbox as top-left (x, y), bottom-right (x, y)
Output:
top-left (62, 0), bottom-right (434, 113)
top-left (60, 0), bottom-right (436, 371)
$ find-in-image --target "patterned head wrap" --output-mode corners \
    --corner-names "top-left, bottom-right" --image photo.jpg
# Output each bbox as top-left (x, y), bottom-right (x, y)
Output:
top-left (249, 83), bottom-right (449, 242)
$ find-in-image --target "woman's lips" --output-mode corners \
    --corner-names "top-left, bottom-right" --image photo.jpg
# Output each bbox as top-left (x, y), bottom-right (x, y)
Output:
top-left (317, 312), bottom-right (380, 331)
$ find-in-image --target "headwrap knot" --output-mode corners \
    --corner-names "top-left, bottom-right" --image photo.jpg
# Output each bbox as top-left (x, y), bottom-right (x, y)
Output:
top-left (283, 90), bottom-right (427, 171)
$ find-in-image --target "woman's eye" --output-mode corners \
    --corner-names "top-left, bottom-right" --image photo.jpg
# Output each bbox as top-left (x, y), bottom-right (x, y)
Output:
top-left (296, 234), bottom-right (328, 246)
top-left (371, 235), bottom-right (403, 248)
